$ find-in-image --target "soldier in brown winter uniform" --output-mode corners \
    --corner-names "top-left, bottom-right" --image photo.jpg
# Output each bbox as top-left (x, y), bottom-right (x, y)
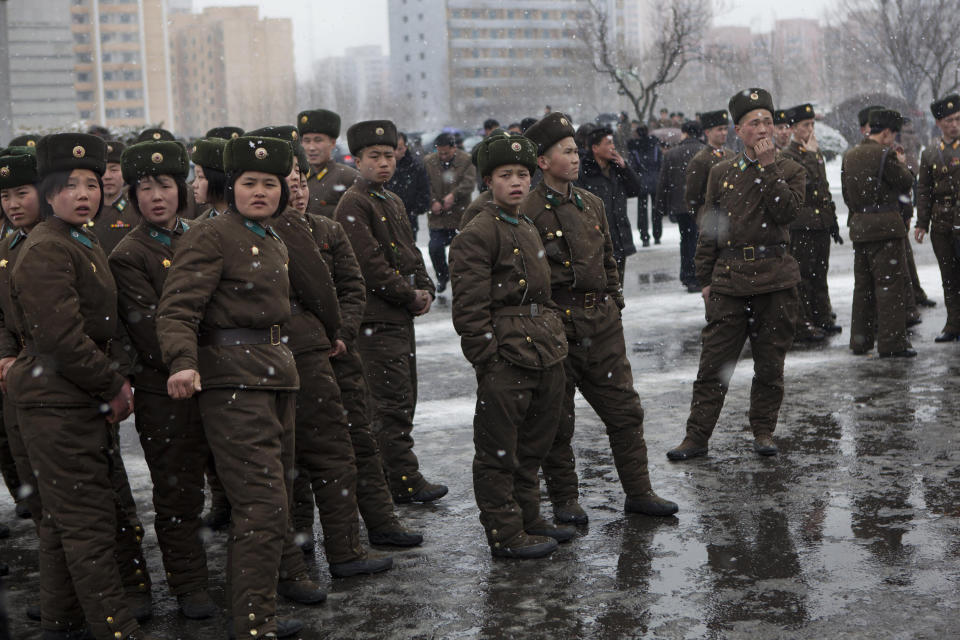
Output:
top-left (915, 94), bottom-right (960, 342)
top-left (334, 120), bottom-right (448, 504)
top-left (780, 103), bottom-right (841, 341)
top-left (450, 133), bottom-right (570, 558)
top-left (667, 89), bottom-right (805, 461)
top-left (299, 109), bottom-right (359, 218)
top-left (158, 136), bottom-right (308, 638)
top-left (521, 112), bottom-right (678, 525)
top-left (841, 109), bottom-right (917, 358)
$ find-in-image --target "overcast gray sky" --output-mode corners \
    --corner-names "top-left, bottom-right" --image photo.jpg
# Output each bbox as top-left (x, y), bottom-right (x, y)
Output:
top-left (192, 0), bottom-right (833, 81)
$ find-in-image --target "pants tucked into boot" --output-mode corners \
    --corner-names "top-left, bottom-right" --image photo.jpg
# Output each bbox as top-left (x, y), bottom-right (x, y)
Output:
top-left (472, 359), bottom-right (564, 547)
top-left (686, 288), bottom-right (798, 443)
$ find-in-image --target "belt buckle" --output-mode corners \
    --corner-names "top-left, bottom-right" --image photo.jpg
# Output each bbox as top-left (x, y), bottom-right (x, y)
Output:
top-left (270, 324), bottom-right (281, 346)
top-left (743, 246), bottom-right (755, 262)
top-left (584, 292), bottom-right (596, 309)
top-left (530, 303), bottom-right (540, 317)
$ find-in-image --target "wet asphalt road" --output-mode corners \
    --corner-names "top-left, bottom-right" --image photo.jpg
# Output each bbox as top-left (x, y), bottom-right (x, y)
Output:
top-left (3, 170), bottom-right (960, 639)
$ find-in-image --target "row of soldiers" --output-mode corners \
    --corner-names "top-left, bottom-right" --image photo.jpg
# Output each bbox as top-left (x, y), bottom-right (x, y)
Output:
top-left (2, 85), bottom-right (958, 637)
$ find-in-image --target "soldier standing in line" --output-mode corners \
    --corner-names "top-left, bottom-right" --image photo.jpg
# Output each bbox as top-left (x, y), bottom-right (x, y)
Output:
top-left (158, 136), bottom-right (308, 639)
top-left (8, 133), bottom-right (158, 640)
top-left (109, 141), bottom-right (216, 620)
top-left (522, 113), bottom-right (678, 525)
top-left (247, 124), bottom-right (396, 578)
top-left (334, 121), bottom-right (448, 504)
top-left (780, 104), bottom-right (841, 340)
top-left (841, 108), bottom-right (917, 358)
top-left (667, 89), bottom-right (805, 461)
top-left (915, 94), bottom-right (960, 342)
top-left (0, 147), bottom-right (41, 526)
top-left (686, 112), bottom-right (735, 226)
top-left (653, 118), bottom-right (705, 292)
top-left (423, 133), bottom-right (476, 293)
top-left (449, 133), bottom-right (570, 559)
top-left (773, 109), bottom-right (792, 150)
top-left (288, 157), bottom-right (424, 549)
top-left (298, 109), bottom-right (359, 218)
top-left (191, 137), bottom-right (229, 222)
top-left (92, 140), bottom-right (139, 257)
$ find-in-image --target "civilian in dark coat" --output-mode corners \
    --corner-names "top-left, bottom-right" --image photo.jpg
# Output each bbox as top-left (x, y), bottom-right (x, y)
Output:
top-left (577, 126), bottom-right (641, 284)
top-left (655, 121), bottom-right (705, 291)
top-left (628, 125), bottom-right (664, 245)
top-left (386, 132), bottom-right (431, 234)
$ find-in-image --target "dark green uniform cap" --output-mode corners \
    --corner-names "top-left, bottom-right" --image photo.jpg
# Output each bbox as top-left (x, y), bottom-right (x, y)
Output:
top-left (297, 109), bottom-right (340, 138)
top-left (346, 120), bottom-right (398, 156)
top-left (476, 133), bottom-right (537, 177)
top-left (36, 133), bottom-right (106, 178)
top-left (931, 94), bottom-right (960, 120)
top-left (205, 126), bottom-right (244, 140)
top-left (728, 88), bottom-right (775, 124)
top-left (868, 108), bottom-right (903, 133)
top-left (700, 110), bottom-right (729, 130)
top-left (773, 108), bottom-right (789, 125)
top-left (246, 126), bottom-right (307, 173)
top-left (223, 136), bottom-right (293, 177)
top-left (7, 135), bottom-right (39, 149)
top-left (471, 128), bottom-right (507, 167)
top-left (138, 127), bottom-right (176, 143)
top-left (191, 138), bottom-right (227, 172)
top-left (105, 140), bottom-right (126, 164)
top-left (0, 147), bottom-right (39, 190)
top-left (858, 105), bottom-right (885, 127)
top-left (121, 141), bottom-right (189, 185)
top-left (523, 112), bottom-right (576, 155)
top-left (787, 103), bottom-right (815, 125)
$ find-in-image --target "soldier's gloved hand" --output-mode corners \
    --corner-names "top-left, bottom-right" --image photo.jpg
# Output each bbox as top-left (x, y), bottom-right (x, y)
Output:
top-left (830, 225), bottom-right (843, 245)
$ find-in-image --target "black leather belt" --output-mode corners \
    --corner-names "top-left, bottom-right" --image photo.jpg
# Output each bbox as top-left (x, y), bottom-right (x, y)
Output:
top-left (720, 244), bottom-right (788, 262)
top-left (198, 325), bottom-right (282, 347)
top-left (493, 303), bottom-right (543, 317)
top-left (552, 289), bottom-right (604, 309)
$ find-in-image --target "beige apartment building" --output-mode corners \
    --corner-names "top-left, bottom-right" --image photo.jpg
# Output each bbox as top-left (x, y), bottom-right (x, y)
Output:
top-left (168, 6), bottom-right (295, 138)
top-left (70, 0), bottom-right (174, 131)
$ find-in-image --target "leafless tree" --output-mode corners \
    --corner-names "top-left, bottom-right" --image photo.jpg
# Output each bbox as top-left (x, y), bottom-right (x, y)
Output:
top-left (578, 0), bottom-right (712, 123)
top-left (836, 0), bottom-right (960, 109)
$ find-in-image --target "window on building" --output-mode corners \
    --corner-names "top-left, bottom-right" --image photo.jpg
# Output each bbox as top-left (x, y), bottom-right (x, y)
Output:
top-left (421, 91), bottom-right (427, 99)
top-left (77, 72), bottom-right (90, 82)
top-left (420, 72), bottom-right (426, 79)
top-left (80, 110), bottom-right (91, 119)
top-left (76, 91), bottom-right (93, 101)
top-left (402, 15), bottom-right (408, 23)
top-left (105, 90), bottom-right (118, 100)
top-left (419, 52), bottom-right (425, 59)
top-left (404, 35), bottom-right (409, 42)
top-left (72, 12), bottom-right (88, 23)
top-left (77, 52), bottom-right (92, 63)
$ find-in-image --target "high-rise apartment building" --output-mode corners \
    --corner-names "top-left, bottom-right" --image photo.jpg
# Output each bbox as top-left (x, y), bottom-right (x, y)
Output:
top-left (168, 6), bottom-right (295, 138)
top-left (305, 45), bottom-right (389, 124)
top-left (70, 0), bottom-right (174, 131)
top-left (3, 0), bottom-right (78, 133)
top-left (390, 0), bottom-right (602, 128)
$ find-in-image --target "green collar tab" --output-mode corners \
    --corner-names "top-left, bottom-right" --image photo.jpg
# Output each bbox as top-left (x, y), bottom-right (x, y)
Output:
top-left (114, 196), bottom-right (127, 212)
top-left (243, 218), bottom-right (267, 238)
top-left (69, 227), bottom-right (93, 249)
top-left (369, 190), bottom-right (387, 201)
top-left (8, 230), bottom-right (26, 250)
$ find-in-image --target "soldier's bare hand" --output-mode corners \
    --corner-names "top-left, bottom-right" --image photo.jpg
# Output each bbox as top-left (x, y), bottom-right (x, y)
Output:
top-left (0, 356), bottom-right (15, 394)
top-left (430, 201), bottom-right (442, 215)
top-left (168, 369), bottom-right (201, 400)
top-left (442, 193), bottom-right (455, 211)
top-left (806, 132), bottom-right (819, 152)
top-left (701, 285), bottom-right (711, 302)
top-left (610, 150), bottom-right (626, 168)
top-left (107, 379), bottom-right (134, 424)
top-left (411, 289), bottom-right (433, 315)
top-left (329, 339), bottom-right (347, 358)
top-left (754, 138), bottom-right (776, 166)
top-left (914, 227), bottom-right (926, 243)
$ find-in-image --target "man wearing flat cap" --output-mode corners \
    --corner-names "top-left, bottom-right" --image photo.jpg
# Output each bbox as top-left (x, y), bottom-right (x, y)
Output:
top-left (668, 88), bottom-right (805, 461)
top-left (334, 120), bottom-right (447, 506)
top-left (841, 108), bottom-right (916, 357)
top-left (915, 93), bottom-right (960, 342)
top-left (780, 103), bottom-right (841, 341)
top-left (298, 109), bottom-right (359, 218)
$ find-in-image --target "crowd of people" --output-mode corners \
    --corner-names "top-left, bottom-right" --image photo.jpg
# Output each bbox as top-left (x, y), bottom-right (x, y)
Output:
top-left (0, 85), bottom-right (957, 639)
